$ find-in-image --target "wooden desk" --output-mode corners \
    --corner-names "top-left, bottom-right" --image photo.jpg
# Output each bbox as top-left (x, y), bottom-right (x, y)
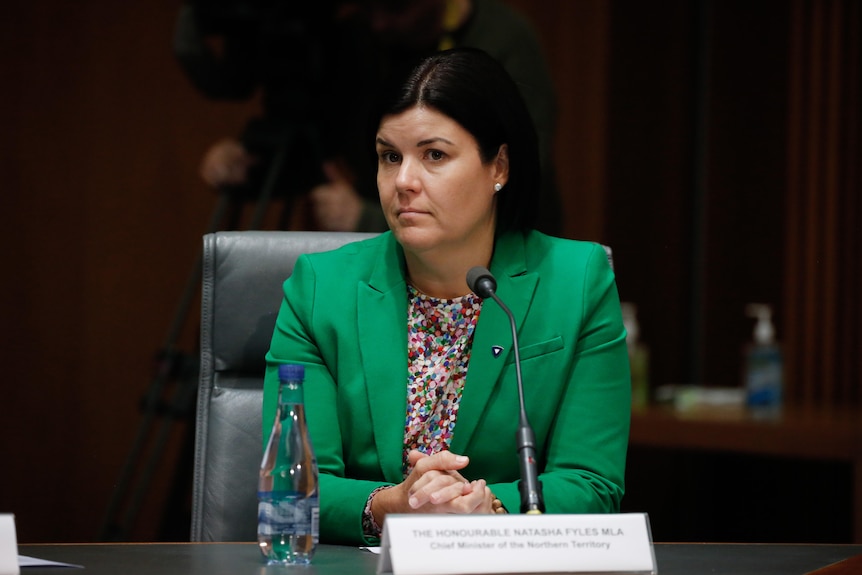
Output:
top-left (629, 406), bottom-right (862, 542)
top-left (17, 542), bottom-right (862, 575)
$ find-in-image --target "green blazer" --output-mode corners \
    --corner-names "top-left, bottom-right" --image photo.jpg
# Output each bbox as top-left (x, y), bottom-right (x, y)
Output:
top-left (264, 231), bottom-right (631, 545)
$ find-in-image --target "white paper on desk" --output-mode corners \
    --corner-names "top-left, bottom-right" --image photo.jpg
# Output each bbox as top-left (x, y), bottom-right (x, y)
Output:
top-left (18, 556), bottom-right (83, 569)
top-left (0, 514), bottom-right (19, 575)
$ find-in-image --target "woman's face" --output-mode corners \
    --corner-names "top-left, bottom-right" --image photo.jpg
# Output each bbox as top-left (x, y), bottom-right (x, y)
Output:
top-left (376, 106), bottom-right (507, 256)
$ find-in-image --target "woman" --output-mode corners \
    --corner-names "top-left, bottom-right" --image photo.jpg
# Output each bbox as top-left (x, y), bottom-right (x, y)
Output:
top-left (263, 48), bottom-right (630, 545)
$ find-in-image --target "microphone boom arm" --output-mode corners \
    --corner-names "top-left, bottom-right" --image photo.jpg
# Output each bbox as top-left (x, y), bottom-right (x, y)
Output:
top-left (467, 266), bottom-right (545, 514)
top-left (489, 292), bottom-right (545, 514)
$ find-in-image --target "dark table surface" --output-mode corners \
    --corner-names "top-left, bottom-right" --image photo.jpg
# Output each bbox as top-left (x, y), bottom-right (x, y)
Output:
top-left (18, 542), bottom-right (862, 575)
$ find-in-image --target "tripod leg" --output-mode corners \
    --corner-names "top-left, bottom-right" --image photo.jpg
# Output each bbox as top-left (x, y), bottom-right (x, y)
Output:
top-left (102, 135), bottom-right (296, 540)
top-left (98, 192), bottom-right (233, 541)
top-left (248, 144), bottom-right (288, 230)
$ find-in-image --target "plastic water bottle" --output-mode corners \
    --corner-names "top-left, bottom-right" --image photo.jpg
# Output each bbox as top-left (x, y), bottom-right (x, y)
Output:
top-left (258, 364), bottom-right (319, 565)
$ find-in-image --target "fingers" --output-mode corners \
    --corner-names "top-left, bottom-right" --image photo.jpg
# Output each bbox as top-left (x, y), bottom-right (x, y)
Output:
top-left (371, 450), bottom-right (494, 520)
top-left (409, 478), bottom-right (492, 514)
top-left (322, 160), bottom-right (347, 184)
top-left (309, 176), bottom-right (364, 231)
top-left (200, 138), bottom-right (256, 187)
top-left (411, 449), bottom-right (469, 473)
top-left (461, 479), bottom-right (496, 514)
top-left (405, 450), bottom-right (476, 510)
top-left (408, 475), bottom-right (471, 509)
top-left (406, 449), bottom-right (427, 467)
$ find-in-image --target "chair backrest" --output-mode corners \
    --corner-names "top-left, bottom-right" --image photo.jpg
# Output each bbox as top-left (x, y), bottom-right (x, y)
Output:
top-left (191, 230), bottom-right (377, 542)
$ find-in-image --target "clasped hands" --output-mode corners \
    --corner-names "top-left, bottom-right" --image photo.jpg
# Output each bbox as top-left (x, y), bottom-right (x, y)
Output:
top-left (370, 450), bottom-right (496, 525)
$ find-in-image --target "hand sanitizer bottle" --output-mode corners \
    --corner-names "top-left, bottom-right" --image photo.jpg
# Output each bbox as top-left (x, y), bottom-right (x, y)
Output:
top-left (743, 304), bottom-right (783, 412)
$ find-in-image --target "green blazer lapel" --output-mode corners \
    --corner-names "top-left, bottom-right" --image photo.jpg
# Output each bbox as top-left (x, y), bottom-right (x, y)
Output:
top-left (452, 233), bottom-right (537, 454)
top-left (357, 234), bottom-right (409, 483)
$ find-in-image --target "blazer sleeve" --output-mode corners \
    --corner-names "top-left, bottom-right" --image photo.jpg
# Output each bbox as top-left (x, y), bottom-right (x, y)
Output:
top-left (264, 254), bottom-right (391, 546)
top-left (489, 243), bottom-right (631, 514)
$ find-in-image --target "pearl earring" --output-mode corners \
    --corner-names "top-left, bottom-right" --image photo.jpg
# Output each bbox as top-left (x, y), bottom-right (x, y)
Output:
top-left (494, 183), bottom-right (503, 192)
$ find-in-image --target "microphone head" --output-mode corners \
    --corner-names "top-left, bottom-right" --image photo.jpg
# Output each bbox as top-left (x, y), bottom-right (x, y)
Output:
top-left (467, 266), bottom-right (497, 298)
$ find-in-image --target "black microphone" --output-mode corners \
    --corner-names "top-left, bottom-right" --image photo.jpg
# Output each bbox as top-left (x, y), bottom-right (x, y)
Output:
top-left (466, 266), bottom-right (545, 514)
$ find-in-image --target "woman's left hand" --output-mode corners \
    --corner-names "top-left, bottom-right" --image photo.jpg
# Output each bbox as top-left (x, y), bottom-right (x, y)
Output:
top-left (404, 450), bottom-right (495, 514)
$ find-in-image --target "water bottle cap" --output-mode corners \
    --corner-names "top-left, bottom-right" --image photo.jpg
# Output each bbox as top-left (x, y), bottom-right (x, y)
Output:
top-left (278, 363), bottom-right (305, 381)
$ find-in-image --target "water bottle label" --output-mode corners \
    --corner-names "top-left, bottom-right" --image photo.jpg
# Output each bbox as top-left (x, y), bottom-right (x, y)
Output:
top-left (258, 492), bottom-right (320, 537)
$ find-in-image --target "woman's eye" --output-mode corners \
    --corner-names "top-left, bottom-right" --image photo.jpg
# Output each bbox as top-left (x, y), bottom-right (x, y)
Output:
top-left (428, 149), bottom-right (445, 161)
top-left (380, 151), bottom-right (400, 163)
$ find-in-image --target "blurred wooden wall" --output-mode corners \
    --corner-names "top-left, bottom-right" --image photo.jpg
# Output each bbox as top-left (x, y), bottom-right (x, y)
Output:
top-left (0, 0), bottom-right (858, 544)
top-left (0, 1), bottom-right (260, 543)
top-left (783, 0), bottom-right (861, 407)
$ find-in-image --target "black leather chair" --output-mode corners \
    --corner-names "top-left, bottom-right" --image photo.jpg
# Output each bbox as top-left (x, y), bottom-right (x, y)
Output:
top-left (191, 230), bottom-right (376, 542)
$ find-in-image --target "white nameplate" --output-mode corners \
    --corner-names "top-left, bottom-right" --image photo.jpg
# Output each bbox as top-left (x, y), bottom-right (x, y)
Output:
top-left (0, 514), bottom-right (19, 575)
top-left (378, 513), bottom-right (656, 575)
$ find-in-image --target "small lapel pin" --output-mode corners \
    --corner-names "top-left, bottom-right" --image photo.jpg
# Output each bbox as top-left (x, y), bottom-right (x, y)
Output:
top-left (491, 345), bottom-right (504, 358)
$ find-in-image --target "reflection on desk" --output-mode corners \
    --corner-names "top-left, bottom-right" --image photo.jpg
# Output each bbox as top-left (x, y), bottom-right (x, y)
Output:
top-left (18, 542), bottom-right (862, 575)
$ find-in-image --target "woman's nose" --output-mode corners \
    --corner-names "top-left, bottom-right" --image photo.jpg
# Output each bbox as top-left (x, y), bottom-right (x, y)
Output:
top-left (395, 158), bottom-right (420, 193)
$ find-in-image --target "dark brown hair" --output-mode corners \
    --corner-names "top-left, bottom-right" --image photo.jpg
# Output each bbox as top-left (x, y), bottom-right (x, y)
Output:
top-left (379, 48), bottom-right (541, 234)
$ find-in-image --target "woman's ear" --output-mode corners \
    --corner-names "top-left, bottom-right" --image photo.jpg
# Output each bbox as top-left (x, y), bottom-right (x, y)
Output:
top-left (493, 144), bottom-right (510, 188)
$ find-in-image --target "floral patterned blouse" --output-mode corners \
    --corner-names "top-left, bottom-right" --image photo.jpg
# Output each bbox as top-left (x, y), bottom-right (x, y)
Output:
top-left (402, 284), bottom-right (483, 476)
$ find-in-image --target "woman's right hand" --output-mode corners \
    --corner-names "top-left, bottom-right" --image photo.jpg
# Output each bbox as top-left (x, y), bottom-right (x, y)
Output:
top-left (370, 450), bottom-right (495, 525)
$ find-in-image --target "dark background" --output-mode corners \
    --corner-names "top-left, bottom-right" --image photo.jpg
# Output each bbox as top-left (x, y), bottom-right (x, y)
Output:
top-left (0, 0), bottom-right (859, 543)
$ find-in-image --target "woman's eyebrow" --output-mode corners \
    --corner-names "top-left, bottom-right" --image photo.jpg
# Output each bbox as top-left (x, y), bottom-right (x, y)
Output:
top-left (417, 137), bottom-right (454, 147)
